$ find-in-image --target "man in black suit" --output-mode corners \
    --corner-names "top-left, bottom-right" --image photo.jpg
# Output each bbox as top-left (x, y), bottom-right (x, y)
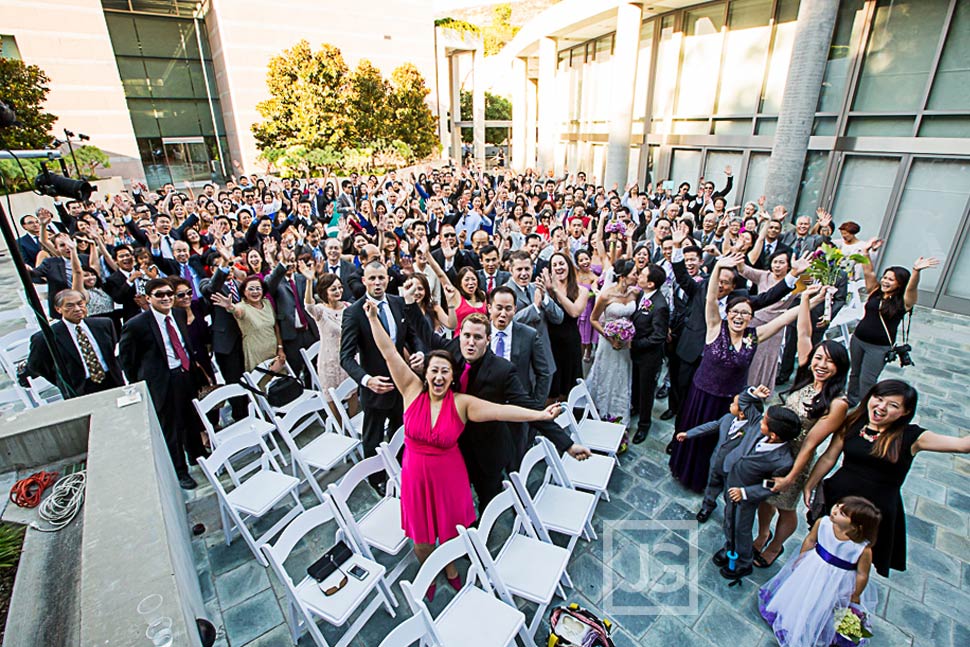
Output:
top-left (431, 224), bottom-right (476, 282)
top-left (152, 239), bottom-right (208, 300)
top-left (119, 278), bottom-right (206, 489)
top-left (476, 245), bottom-right (510, 295)
top-left (200, 251), bottom-right (247, 420)
top-left (17, 213), bottom-right (44, 268)
top-left (753, 220), bottom-right (791, 271)
top-left (403, 282), bottom-right (590, 510)
top-left (26, 289), bottom-right (123, 399)
top-left (265, 250), bottom-right (319, 378)
top-left (321, 237), bottom-right (359, 298)
top-left (631, 265), bottom-right (670, 444)
top-left (31, 233), bottom-right (86, 319)
top-left (340, 261), bottom-right (421, 492)
top-left (103, 244), bottom-right (146, 322)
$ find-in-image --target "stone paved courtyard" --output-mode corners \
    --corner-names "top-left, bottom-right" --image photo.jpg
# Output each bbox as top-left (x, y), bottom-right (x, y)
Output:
top-left (178, 306), bottom-right (970, 647)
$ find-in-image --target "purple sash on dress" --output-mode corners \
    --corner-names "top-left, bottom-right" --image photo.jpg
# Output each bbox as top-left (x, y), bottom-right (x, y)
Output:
top-left (815, 543), bottom-right (857, 571)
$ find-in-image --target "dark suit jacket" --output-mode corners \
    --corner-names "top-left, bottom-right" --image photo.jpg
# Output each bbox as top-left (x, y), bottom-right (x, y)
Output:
top-left (688, 388), bottom-right (764, 477)
top-left (753, 240), bottom-right (792, 271)
top-left (321, 259), bottom-right (360, 299)
top-left (672, 259), bottom-right (794, 364)
top-left (199, 268), bottom-right (242, 355)
top-left (154, 254), bottom-right (209, 282)
top-left (404, 303), bottom-right (573, 475)
top-left (103, 270), bottom-right (142, 322)
top-left (26, 317), bottom-right (122, 398)
top-left (723, 438), bottom-right (794, 504)
top-left (18, 234), bottom-right (42, 267)
top-left (118, 307), bottom-right (196, 411)
top-left (340, 294), bottom-right (418, 410)
top-left (631, 292), bottom-right (670, 360)
top-left (779, 231), bottom-right (822, 256)
top-left (506, 321), bottom-right (551, 407)
top-left (31, 255), bottom-right (87, 318)
top-left (477, 269), bottom-right (511, 293)
top-left (265, 263), bottom-right (320, 342)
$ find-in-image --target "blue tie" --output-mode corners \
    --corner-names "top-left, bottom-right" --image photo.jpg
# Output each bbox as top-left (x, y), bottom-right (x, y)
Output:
top-left (377, 301), bottom-right (390, 335)
top-left (495, 331), bottom-right (506, 359)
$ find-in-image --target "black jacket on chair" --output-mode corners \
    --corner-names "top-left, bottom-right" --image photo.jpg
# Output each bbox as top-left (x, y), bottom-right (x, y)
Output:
top-left (26, 317), bottom-right (123, 398)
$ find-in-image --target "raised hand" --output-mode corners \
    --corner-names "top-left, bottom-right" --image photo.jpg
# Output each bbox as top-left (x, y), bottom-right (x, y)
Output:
top-left (297, 259), bottom-right (314, 280)
top-left (790, 252), bottom-right (812, 276)
top-left (363, 300), bottom-right (379, 320)
top-left (716, 252), bottom-right (745, 268)
top-left (401, 278), bottom-right (418, 304)
top-left (757, 195), bottom-right (766, 209)
top-left (752, 384), bottom-right (772, 399)
top-left (211, 292), bottom-right (233, 310)
top-left (672, 221), bottom-right (689, 247)
top-left (864, 238), bottom-right (883, 254)
top-left (913, 256), bottom-right (940, 272)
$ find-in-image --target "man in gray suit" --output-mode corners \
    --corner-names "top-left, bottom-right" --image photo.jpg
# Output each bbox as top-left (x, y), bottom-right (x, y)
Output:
top-left (504, 250), bottom-right (562, 374)
top-left (780, 215), bottom-right (822, 257)
top-left (713, 406), bottom-right (801, 580)
top-left (477, 245), bottom-right (510, 295)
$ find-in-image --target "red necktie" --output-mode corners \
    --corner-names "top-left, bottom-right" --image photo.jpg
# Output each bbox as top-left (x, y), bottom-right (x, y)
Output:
top-left (487, 276), bottom-right (494, 293)
top-left (459, 362), bottom-right (472, 393)
top-left (165, 316), bottom-right (190, 371)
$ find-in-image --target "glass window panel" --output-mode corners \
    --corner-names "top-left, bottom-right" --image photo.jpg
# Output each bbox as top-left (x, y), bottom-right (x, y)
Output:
top-left (918, 116), bottom-right (970, 138)
top-left (105, 13), bottom-right (141, 56)
top-left (812, 117), bottom-right (837, 136)
top-left (928, 0), bottom-right (970, 110)
top-left (646, 145), bottom-right (659, 184)
top-left (742, 152), bottom-right (770, 206)
top-left (676, 5), bottom-right (725, 115)
top-left (845, 116), bottom-right (914, 137)
top-left (761, 0), bottom-right (800, 113)
top-left (755, 117), bottom-right (777, 135)
top-left (943, 229), bottom-right (970, 299)
top-left (793, 151), bottom-right (829, 221)
top-left (882, 159), bottom-right (970, 292)
top-left (670, 149), bottom-right (703, 189)
top-left (156, 99), bottom-right (206, 137)
top-left (703, 150), bottom-right (742, 205)
top-left (717, 0), bottom-right (772, 115)
top-left (633, 21), bottom-right (654, 123)
top-left (138, 137), bottom-right (171, 188)
top-left (817, 0), bottom-right (866, 112)
top-left (713, 119), bottom-right (752, 135)
top-left (852, 0), bottom-right (950, 112)
top-left (830, 156), bottom-right (900, 240)
top-left (0, 34), bottom-right (22, 60)
top-left (133, 15), bottom-right (189, 59)
top-left (116, 57), bottom-right (151, 98)
top-left (127, 98), bottom-right (161, 137)
top-left (143, 58), bottom-right (196, 98)
top-left (652, 16), bottom-right (678, 119)
top-left (672, 119), bottom-right (710, 135)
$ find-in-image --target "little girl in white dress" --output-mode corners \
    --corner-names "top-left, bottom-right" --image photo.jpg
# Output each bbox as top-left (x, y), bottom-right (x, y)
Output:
top-left (758, 496), bottom-right (881, 647)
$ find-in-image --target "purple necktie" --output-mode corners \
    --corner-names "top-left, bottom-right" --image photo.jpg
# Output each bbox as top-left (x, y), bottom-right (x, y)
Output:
top-left (182, 264), bottom-right (198, 298)
top-left (288, 277), bottom-right (310, 327)
top-left (165, 316), bottom-right (190, 371)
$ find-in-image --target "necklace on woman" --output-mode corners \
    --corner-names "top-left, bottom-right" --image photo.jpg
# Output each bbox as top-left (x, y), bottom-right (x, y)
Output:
top-left (860, 426), bottom-right (882, 443)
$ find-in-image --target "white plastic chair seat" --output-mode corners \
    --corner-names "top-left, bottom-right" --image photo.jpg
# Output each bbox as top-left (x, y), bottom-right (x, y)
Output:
top-left (357, 496), bottom-right (406, 554)
top-left (227, 470), bottom-right (300, 516)
top-left (533, 485), bottom-right (597, 536)
top-left (576, 419), bottom-right (625, 453)
top-left (273, 390), bottom-right (325, 417)
top-left (561, 452), bottom-right (614, 493)
top-left (493, 534), bottom-right (570, 603)
top-left (435, 585), bottom-right (526, 646)
top-left (294, 554), bottom-right (387, 626)
top-left (300, 433), bottom-right (360, 471)
top-left (214, 417), bottom-right (276, 445)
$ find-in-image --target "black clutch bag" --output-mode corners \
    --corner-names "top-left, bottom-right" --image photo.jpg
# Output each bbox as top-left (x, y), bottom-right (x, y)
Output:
top-left (307, 540), bottom-right (353, 582)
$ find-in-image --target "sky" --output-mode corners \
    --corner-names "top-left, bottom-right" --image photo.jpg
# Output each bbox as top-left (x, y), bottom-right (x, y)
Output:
top-left (433, 0), bottom-right (505, 11)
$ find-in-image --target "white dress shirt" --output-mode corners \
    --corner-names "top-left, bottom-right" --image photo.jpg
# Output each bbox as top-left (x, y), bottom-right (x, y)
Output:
top-left (150, 307), bottom-right (187, 370)
top-left (63, 320), bottom-right (108, 378)
top-left (490, 324), bottom-right (513, 360)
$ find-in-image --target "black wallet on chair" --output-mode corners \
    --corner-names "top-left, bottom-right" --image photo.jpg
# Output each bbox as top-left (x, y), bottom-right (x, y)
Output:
top-left (307, 540), bottom-right (353, 582)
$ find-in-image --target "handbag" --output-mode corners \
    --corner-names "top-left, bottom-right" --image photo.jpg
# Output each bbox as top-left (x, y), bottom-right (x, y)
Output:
top-left (307, 540), bottom-right (353, 582)
top-left (806, 482), bottom-right (826, 527)
top-left (253, 365), bottom-right (304, 407)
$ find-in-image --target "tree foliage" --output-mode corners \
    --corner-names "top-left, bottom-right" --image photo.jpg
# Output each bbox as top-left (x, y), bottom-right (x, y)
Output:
top-left (0, 57), bottom-right (58, 150)
top-left (459, 90), bottom-right (512, 144)
top-left (252, 42), bottom-right (438, 171)
top-left (74, 145), bottom-right (111, 179)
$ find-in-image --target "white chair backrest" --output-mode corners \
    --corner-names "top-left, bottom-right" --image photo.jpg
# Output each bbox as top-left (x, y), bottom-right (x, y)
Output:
top-left (565, 379), bottom-right (601, 426)
top-left (536, 436), bottom-right (576, 490)
top-left (328, 378), bottom-right (362, 438)
top-left (401, 530), bottom-right (486, 605)
top-left (387, 425), bottom-right (405, 456)
top-left (276, 396), bottom-right (330, 440)
top-left (476, 483), bottom-right (539, 546)
top-left (327, 455), bottom-right (391, 556)
top-left (377, 606), bottom-right (437, 647)
top-left (507, 471), bottom-right (554, 544)
top-left (516, 442), bottom-right (558, 489)
top-left (260, 500), bottom-right (343, 579)
top-left (300, 341), bottom-right (321, 391)
top-left (200, 429), bottom-right (283, 488)
top-left (195, 383), bottom-right (256, 417)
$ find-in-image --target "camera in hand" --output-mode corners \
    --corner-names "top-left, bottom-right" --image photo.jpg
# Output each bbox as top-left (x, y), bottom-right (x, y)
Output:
top-left (884, 343), bottom-right (914, 367)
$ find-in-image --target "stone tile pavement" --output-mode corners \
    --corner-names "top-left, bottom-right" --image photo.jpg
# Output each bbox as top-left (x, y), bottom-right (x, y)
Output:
top-left (182, 305), bottom-right (970, 646)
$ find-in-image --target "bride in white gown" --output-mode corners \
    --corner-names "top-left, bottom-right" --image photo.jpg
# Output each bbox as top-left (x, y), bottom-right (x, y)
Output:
top-left (586, 259), bottom-right (639, 423)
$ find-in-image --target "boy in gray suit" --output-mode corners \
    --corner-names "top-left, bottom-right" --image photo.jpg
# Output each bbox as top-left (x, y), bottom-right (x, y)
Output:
top-left (675, 384), bottom-right (771, 523)
top-left (713, 405), bottom-right (801, 580)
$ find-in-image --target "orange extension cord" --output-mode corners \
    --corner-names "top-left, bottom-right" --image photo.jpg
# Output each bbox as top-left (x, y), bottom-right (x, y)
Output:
top-left (9, 470), bottom-right (59, 508)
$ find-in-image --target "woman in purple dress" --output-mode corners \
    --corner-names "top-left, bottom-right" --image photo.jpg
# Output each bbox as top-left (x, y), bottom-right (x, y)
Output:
top-left (669, 254), bottom-right (821, 492)
top-left (363, 302), bottom-right (561, 600)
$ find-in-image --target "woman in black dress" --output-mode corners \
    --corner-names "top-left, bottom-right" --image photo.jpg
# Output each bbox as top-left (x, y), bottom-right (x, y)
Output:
top-left (803, 379), bottom-right (970, 577)
top-left (544, 252), bottom-right (590, 401)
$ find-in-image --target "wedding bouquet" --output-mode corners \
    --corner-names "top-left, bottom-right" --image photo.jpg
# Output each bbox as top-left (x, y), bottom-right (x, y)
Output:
top-left (603, 318), bottom-right (635, 348)
top-left (604, 220), bottom-right (627, 237)
top-left (806, 243), bottom-right (869, 323)
top-left (831, 605), bottom-right (873, 646)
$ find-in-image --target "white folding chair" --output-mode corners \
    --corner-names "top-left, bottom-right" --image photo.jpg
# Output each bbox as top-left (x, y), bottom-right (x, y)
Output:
top-left (278, 397), bottom-right (362, 502)
top-left (377, 425), bottom-right (405, 496)
top-left (0, 328), bottom-right (33, 376)
top-left (563, 379), bottom-right (625, 461)
top-left (261, 501), bottom-right (396, 647)
top-left (377, 606), bottom-right (438, 647)
top-left (300, 341), bottom-right (323, 392)
top-left (328, 378), bottom-right (364, 442)
top-left (26, 376), bottom-right (63, 405)
top-left (538, 435), bottom-right (615, 502)
top-left (509, 444), bottom-right (597, 557)
top-left (400, 529), bottom-right (528, 647)
top-left (192, 383), bottom-right (280, 460)
top-left (466, 483), bottom-right (573, 639)
top-left (243, 360), bottom-right (331, 441)
top-left (328, 455), bottom-right (410, 594)
top-left (197, 431), bottom-right (305, 567)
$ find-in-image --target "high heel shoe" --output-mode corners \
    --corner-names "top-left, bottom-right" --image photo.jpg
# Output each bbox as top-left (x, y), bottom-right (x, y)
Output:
top-left (446, 574), bottom-right (462, 591)
top-left (425, 583), bottom-right (437, 602)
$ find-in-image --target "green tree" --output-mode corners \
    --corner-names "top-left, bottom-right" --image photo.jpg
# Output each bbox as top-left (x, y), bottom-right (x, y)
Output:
top-left (388, 63), bottom-right (439, 159)
top-left (346, 59), bottom-right (393, 144)
top-left (0, 58), bottom-right (58, 149)
top-left (252, 40), bottom-right (350, 151)
top-left (459, 90), bottom-right (512, 144)
top-left (73, 145), bottom-right (111, 179)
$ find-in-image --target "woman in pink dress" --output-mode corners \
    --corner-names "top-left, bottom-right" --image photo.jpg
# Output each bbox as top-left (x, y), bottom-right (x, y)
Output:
top-left (364, 301), bottom-right (561, 599)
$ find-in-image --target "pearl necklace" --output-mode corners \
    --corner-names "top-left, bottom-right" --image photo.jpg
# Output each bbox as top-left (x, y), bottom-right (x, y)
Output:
top-left (859, 426), bottom-right (882, 443)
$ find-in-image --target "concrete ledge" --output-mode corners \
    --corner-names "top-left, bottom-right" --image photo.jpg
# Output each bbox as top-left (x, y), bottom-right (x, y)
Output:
top-left (0, 383), bottom-right (205, 647)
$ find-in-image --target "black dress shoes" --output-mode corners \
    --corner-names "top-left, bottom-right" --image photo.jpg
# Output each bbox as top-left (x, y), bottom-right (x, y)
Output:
top-left (632, 429), bottom-right (648, 444)
top-left (720, 564), bottom-right (753, 580)
top-left (660, 409), bottom-right (675, 421)
top-left (178, 473), bottom-right (198, 490)
top-left (696, 504), bottom-right (715, 523)
top-left (712, 548), bottom-right (728, 568)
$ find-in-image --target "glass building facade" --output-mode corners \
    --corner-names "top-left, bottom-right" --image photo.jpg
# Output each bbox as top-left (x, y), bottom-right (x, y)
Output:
top-left (102, 1), bottom-right (230, 187)
top-left (547, 0), bottom-right (970, 314)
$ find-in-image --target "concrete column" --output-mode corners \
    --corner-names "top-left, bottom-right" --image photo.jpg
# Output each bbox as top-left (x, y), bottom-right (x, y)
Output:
top-left (472, 46), bottom-right (486, 166)
top-left (525, 78), bottom-right (538, 170)
top-left (449, 53), bottom-right (463, 163)
top-left (763, 0), bottom-right (840, 212)
top-left (436, 36), bottom-right (450, 160)
top-left (537, 36), bottom-right (557, 172)
top-left (605, 3), bottom-right (643, 189)
top-left (511, 57), bottom-right (528, 171)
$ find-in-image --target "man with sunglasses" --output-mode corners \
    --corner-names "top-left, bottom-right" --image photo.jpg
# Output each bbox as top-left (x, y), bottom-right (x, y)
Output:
top-left (119, 277), bottom-right (206, 489)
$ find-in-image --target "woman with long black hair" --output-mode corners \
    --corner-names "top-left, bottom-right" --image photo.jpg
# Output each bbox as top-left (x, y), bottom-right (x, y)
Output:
top-left (804, 379), bottom-right (970, 576)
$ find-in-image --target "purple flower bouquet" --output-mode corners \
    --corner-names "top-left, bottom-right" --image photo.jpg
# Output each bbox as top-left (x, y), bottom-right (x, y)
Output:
top-left (603, 318), bottom-right (635, 347)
